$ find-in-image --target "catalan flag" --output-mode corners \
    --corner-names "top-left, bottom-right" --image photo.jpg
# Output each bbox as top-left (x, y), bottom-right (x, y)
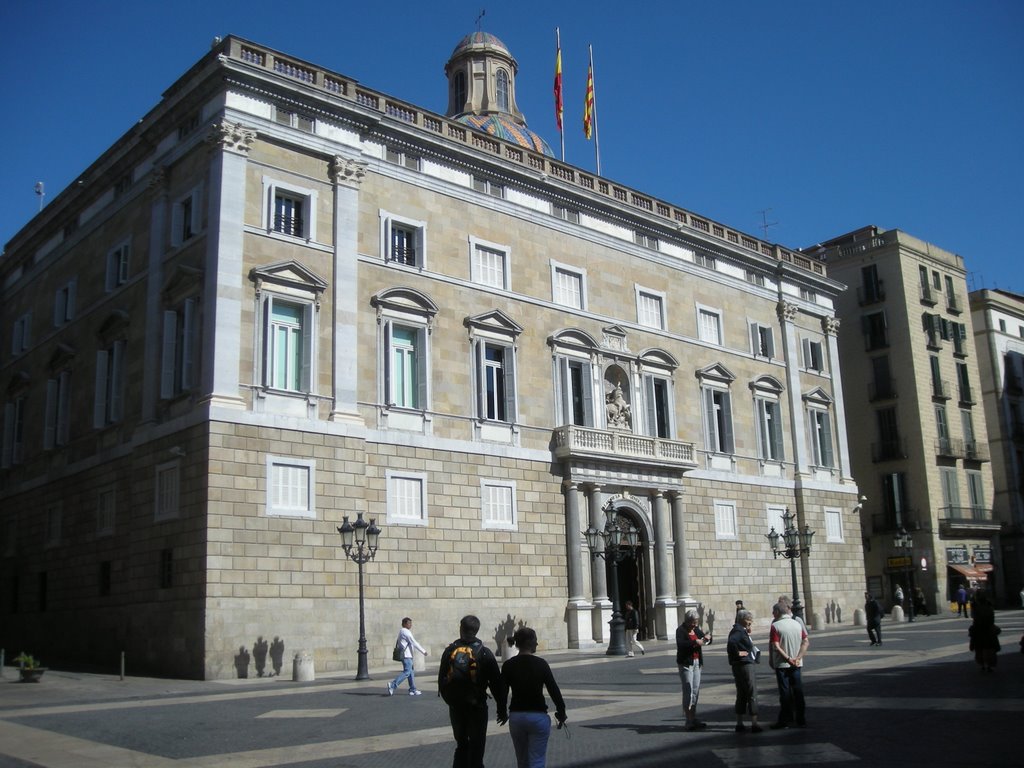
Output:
top-left (554, 29), bottom-right (564, 133)
top-left (583, 58), bottom-right (594, 139)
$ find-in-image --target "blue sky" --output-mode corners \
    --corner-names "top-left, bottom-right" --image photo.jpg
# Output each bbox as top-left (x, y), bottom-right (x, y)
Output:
top-left (2, 0), bottom-right (1021, 292)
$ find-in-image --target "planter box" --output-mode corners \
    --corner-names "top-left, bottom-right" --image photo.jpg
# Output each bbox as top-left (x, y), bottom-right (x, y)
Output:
top-left (18, 668), bottom-right (46, 683)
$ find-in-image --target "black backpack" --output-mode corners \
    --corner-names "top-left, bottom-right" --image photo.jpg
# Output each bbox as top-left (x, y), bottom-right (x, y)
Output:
top-left (440, 640), bottom-right (482, 705)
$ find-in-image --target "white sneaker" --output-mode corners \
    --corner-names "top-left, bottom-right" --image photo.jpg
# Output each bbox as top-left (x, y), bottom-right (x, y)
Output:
top-left (409, 689), bottom-right (422, 696)
top-left (626, 652), bottom-right (634, 657)
top-left (386, 682), bottom-right (395, 696)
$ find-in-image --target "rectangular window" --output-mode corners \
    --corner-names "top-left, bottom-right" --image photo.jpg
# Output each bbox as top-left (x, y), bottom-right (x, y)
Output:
top-left (756, 398), bottom-right (784, 461)
top-left (274, 191), bottom-right (306, 237)
top-left (703, 387), bottom-right (734, 454)
top-left (863, 311), bottom-right (888, 350)
top-left (876, 406), bottom-right (902, 460)
top-left (105, 242), bottom-right (130, 291)
top-left (262, 177), bottom-right (317, 241)
top-left (553, 204), bottom-right (580, 223)
top-left (94, 340), bottom-right (126, 427)
top-left (275, 107), bottom-right (314, 132)
top-left (882, 472), bottom-right (907, 529)
top-left (161, 298), bottom-right (200, 398)
top-left (381, 212), bottom-right (427, 268)
top-left (552, 264), bottom-right (585, 309)
top-left (952, 323), bottom-right (968, 356)
top-left (696, 253), bottom-right (717, 270)
top-left (387, 471), bottom-right (427, 525)
top-left (698, 308), bottom-right (722, 345)
top-left (767, 505), bottom-right (788, 537)
top-left (956, 362), bottom-right (973, 404)
top-left (930, 355), bottom-right (947, 398)
top-left (800, 287), bottom-right (818, 303)
top-left (385, 147), bottom-right (421, 170)
top-left (43, 370), bottom-right (72, 449)
top-left (860, 264), bottom-right (883, 304)
top-left (2, 397), bottom-right (26, 468)
top-left (481, 480), bottom-right (517, 530)
top-left (263, 296), bottom-right (313, 392)
top-left (714, 500), bottom-right (738, 540)
top-left (966, 471), bottom-right (985, 515)
top-left (97, 487), bottom-right (116, 536)
top-left (636, 289), bottom-right (666, 330)
top-left (824, 508), bottom-right (844, 542)
top-left (387, 324), bottom-right (427, 409)
top-left (475, 341), bottom-right (516, 423)
top-left (154, 460), bottom-right (181, 521)
top-left (749, 322), bottom-right (775, 358)
top-left (557, 357), bottom-right (594, 427)
top-left (266, 456), bottom-right (316, 518)
top-left (643, 374), bottom-right (672, 438)
top-left (53, 280), bottom-right (76, 326)
top-left (802, 338), bottom-right (825, 372)
top-left (11, 313), bottom-right (31, 355)
top-left (871, 355), bottom-right (894, 400)
top-left (809, 408), bottom-right (835, 467)
top-left (471, 239), bottom-right (509, 290)
top-left (171, 186), bottom-right (202, 246)
top-left (932, 270), bottom-right (942, 290)
top-left (634, 232), bottom-right (659, 250)
top-left (940, 468), bottom-right (960, 514)
top-left (472, 176), bottom-right (504, 198)
top-left (746, 270), bottom-right (766, 287)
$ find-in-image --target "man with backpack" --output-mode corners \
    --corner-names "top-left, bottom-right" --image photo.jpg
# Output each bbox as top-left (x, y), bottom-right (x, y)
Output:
top-left (437, 615), bottom-right (506, 768)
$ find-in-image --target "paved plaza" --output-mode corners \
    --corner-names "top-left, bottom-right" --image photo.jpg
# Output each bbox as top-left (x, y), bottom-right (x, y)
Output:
top-left (1, 611), bottom-right (1021, 768)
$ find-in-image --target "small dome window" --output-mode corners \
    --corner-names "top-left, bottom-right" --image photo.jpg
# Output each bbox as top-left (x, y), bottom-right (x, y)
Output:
top-left (496, 69), bottom-right (509, 111)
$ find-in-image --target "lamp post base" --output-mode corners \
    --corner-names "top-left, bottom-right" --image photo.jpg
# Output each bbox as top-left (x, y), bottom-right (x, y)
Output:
top-left (606, 614), bottom-right (628, 656)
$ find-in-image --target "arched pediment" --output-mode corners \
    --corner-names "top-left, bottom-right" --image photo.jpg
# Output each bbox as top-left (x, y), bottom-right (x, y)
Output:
top-left (5, 371), bottom-right (30, 395)
top-left (695, 362), bottom-right (735, 384)
top-left (97, 310), bottom-right (130, 341)
top-left (548, 327), bottom-right (600, 352)
top-left (750, 374), bottom-right (785, 394)
top-left (370, 286), bottom-right (439, 317)
top-left (639, 348), bottom-right (679, 370)
top-left (48, 343), bottom-right (76, 371)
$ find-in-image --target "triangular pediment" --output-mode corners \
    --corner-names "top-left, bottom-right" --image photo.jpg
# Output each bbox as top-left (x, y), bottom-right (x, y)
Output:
top-left (162, 263), bottom-right (203, 301)
top-left (695, 362), bottom-right (735, 384)
top-left (803, 386), bottom-right (833, 405)
top-left (464, 309), bottom-right (523, 336)
top-left (250, 260), bottom-right (328, 294)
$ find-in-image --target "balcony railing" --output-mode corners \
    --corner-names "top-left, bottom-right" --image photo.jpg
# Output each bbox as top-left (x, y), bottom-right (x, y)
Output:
top-left (857, 281), bottom-right (886, 306)
top-left (935, 437), bottom-right (965, 458)
top-left (932, 380), bottom-right (952, 400)
top-left (872, 439), bottom-right (907, 462)
top-left (941, 506), bottom-right (994, 523)
top-left (964, 441), bottom-right (990, 461)
top-left (552, 425), bottom-right (696, 467)
top-left (871, 512), bottom-right (922, 535)
top-left (920, 285), bottom-right (937, 305)
top-left (946, 292), bottom-right (962, 314)
top-left (868, 378), bottom-right (898, 402)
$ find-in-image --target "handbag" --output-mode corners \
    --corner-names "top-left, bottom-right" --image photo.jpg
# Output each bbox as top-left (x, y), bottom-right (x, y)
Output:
top-left (392, 638), bottom-right (404, 662)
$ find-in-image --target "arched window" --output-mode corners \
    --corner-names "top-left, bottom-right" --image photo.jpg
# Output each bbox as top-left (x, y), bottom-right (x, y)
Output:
top-left (496, 69), bottom-right (509, 111)
top-left (453, 71), bottom-right (467, 112)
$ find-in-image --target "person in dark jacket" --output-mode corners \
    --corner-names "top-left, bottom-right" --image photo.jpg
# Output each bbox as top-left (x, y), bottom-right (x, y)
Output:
top-left (727, 609), bottom-right (762, 733)
top-left (969, 590), bottom-right (1000, 672)
top-left (438, 615), bottom-right (507, 768)
top-left (498, 627), bottom-right (567, 768)
top-left (676, 609), bottom-right (712, 731)
top-left (624, 600), bottom-right (645, 657)
top-left (865, 592), bottom-right (884, 646)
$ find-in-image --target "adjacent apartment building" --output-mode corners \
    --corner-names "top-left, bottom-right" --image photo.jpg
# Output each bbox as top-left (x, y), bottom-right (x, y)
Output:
top-left (818, 227), bottom-right (997, 612)
top-left (1, 33), bottom-right (864, 678)
top-left (970, 289), bottom-right (1024, 601)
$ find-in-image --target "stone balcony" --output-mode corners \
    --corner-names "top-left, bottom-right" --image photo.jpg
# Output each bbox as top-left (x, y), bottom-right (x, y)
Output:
top-left (552, 425), bottom-right (697, 470)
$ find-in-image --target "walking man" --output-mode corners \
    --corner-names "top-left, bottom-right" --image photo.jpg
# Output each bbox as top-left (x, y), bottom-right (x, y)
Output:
top-left (865, 592), bottom-right (883, 646)
top-left (956, 584), bottom-right (969, 617)
top-left (624, 601), bottom-right (645, 657)
top-left (769, 601), bottom-right (809, 729)
top-left (438, 615), bottom-right (506, 768)
top-left (388, 617), bottom-right (428, 696)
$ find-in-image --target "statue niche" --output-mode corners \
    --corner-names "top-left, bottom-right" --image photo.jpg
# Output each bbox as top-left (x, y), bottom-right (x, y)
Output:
top-left (604, 369), bottom-right (632, 431)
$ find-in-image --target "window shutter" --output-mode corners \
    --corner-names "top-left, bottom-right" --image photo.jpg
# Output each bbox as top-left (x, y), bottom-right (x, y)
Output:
top-left (579, 361), bottom-right (594, 427)
top-left (821, 412), bottom-right (834, 467)
top-left (67, 280), bottom-right (76, 320)
top-left (703, 387), bottom-right (717, 450)
top-left (44, 379), bottom-right (57, 449)
top-left (802, 338), bottom-right (811, 367)
top-left (749, 322), bottom-right (759, 355)
top-left (644, 375), bottom-right (657, 437)
top-left (474, 340), bottom-right (485, 418)
top-left (2, 403), bottom-right (13, 468)
top-left (118, 247), bottom-right (129, 283)
top-left (94, 350), bottom-right (110, 428)
top-left (57, 371), bottom-right (71, 445)
top-left (383, 320), bottom-right (393, 406)
top-left (261, 296), bottom-right (272, 388)
top-left (105, 252), bottom-right (116, 292)
top-left (300, 303), bottom-right (314, 391)
top-left (502, 345), bottom-right (516, 423)
top-left (770, 402), bottom-right (784, 460)
top-left (171, 200), bottom-right (183, 247)
top-left (558, 357), bottom-right (571, 425)
top-left (183, 299), bottom-right (198, 390)
top-left (189, 187), bottom-right (202, 236)
top-left (110, 341), bottom-right (125, 422)
top-left (721, 392), bottom-right (734, 453)
top-left (414, 326), bottom-right (427, 410)
top-left (161, 311), bottom-right (177, 399)
top-left (766, 328), bottom-right (775, 358)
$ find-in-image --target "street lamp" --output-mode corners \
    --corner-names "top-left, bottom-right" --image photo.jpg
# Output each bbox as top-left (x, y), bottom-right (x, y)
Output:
top-left (893, 528), bottom-right (915, 623)
top-left (337, 512), bottom-right (381, 680)
top-left (584, 502), bottom-right (639, 656)
top-left (765, 507), bottom-right (815, 622)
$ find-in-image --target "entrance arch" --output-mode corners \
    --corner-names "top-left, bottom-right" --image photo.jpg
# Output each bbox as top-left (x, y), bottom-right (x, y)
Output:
top-left (607, 503), bottom-right (653, 642)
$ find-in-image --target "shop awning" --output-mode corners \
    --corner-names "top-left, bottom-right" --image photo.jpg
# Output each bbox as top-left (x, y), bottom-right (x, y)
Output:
top-left (949, 563), bottom-right (988, 580)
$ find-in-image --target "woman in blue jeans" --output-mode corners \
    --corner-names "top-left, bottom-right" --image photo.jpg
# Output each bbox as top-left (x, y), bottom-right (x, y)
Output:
top-left (499, 627), bottom-right (567, 768)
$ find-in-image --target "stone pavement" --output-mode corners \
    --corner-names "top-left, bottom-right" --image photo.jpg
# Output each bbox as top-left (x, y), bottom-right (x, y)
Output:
top-left (1, 611), bottom-right (1021, 767)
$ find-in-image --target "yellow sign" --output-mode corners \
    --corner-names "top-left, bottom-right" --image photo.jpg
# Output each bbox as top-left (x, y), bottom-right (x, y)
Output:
top-left (887, 556), bottom-right (912, 569)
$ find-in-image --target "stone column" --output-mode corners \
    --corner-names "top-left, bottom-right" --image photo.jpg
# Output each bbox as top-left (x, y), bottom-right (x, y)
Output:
top-left (141, 167), bottom-right (168, 423)
top-left (564, 480), bottom-right (591, 647)
top-left (778, 300), bottom-right (809, 475)
top-left (651, 490), bottom-right (675, 639)
top-left (823, 316), bottom-right (853, 481)
top-left (670, 490), bottom-right (696, 623)
top-left (200, 121), bottom-right (254, 409)
top-left (587, 484), bottom-right (611, 643)
top-left (328, 155), bottom-right (366, 424)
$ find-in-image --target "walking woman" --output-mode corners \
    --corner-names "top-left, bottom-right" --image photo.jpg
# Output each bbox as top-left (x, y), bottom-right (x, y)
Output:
top-left (499, 627), bottom-right (567, 768)
top-left (969, 590), bottom-right (1001, 672)
top-left (727, 609), bottom-right (762, 733)
top-left (676, 610), bottom-right (712, 731)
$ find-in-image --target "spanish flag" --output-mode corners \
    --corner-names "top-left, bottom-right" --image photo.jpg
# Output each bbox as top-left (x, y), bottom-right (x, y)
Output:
top-left (583, 59), bottom-right (594, 139)
top-left (554, 31), bottom-right (564, 132)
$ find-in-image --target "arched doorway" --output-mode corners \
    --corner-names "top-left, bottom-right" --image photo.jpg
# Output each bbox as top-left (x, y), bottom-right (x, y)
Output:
top-left (608, 506), bottom-right (651, 641)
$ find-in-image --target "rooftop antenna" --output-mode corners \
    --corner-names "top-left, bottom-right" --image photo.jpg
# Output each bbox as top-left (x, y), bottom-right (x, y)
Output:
top-left (475, 8), bottom-right (486, 31)
top-left (757, 208), bottom-right (778, 240)
top-left (34, 181), bottom-right (45, 212)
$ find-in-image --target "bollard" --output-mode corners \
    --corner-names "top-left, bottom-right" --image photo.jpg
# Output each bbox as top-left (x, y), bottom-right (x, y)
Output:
top-left (891, 605), bottom-right (906, 623)
top-left (1, 648), bottom-right (4, 679)
top-left (120, 651), bottom-right (125, 681)
top-left (292, 651), bottom-right (315, 682)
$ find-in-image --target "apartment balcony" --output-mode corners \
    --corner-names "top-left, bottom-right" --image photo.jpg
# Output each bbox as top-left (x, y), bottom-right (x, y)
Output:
top-left (857, 281), bottom-right (886, 306)
top-left (946, 292), bottom-right (962, 314)
top-left (552, 425), bottom-right (697, 470)
top-left (931, 381), bottom-right (952, 400)
top-left (935, 437), bottom-right (965, 459)
top-left (872, 439), bottom-right (907, 462)
top-left (939, 506), bottom-right (1002, 538)
top-left (868, 378), bottom-right (898, 402)
top-left (871, 512), bottom-right (923, 536)
top-left (920, 285), bottom-right (937, 305)
top-left (964, 441), bottom-right (990, 462)
top-left (958, 389), bottom-right (975, 407)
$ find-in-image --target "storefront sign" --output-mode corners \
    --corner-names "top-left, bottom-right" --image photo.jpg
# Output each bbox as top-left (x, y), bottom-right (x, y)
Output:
top-left (887, 555), bottom-right (912, 569)
top-left (973, 547), bottom-right (991, 564)
top-left (946, 546), bottom-right (969, 565)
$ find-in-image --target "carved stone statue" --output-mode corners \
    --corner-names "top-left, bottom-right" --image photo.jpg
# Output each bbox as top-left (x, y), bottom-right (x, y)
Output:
top-left (606, 384), bottom-right (632, 429)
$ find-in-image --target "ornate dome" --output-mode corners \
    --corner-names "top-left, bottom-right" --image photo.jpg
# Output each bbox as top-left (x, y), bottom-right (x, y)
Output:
top-left (450, 31), bottom-right (512, 59)
top-left (457, 114), bottom-right (555, 157)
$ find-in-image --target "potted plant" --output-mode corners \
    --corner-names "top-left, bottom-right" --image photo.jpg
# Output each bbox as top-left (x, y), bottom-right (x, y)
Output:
top-left (14, 652), bottom-right (46, 682)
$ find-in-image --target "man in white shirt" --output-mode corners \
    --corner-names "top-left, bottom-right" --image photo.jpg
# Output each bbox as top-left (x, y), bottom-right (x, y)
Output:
top-left (768, 602), bottom-right (809, 728)
top-left (388, 617), bottom-right (428, 696)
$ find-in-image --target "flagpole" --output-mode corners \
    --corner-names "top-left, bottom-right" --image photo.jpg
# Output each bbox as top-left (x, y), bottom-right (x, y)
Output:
top-left (556, 28), bottom-right (565, 162)
top-left (590, 44), bottom-right (601, 176)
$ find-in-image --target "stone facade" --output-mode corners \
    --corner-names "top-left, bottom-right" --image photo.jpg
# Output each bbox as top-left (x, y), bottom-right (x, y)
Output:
top-left (1, 35), bottom-right (864, 679)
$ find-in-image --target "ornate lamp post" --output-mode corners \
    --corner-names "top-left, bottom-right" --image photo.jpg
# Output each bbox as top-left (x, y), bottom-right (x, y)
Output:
top-left (765, 507), bottom-right (815, 621)
top-left (584, 502), bottom-right (639, 656)
top-left (337, 512), bottom-right (381, 680)
top-left (893, 528), bottom-right (915, 623)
